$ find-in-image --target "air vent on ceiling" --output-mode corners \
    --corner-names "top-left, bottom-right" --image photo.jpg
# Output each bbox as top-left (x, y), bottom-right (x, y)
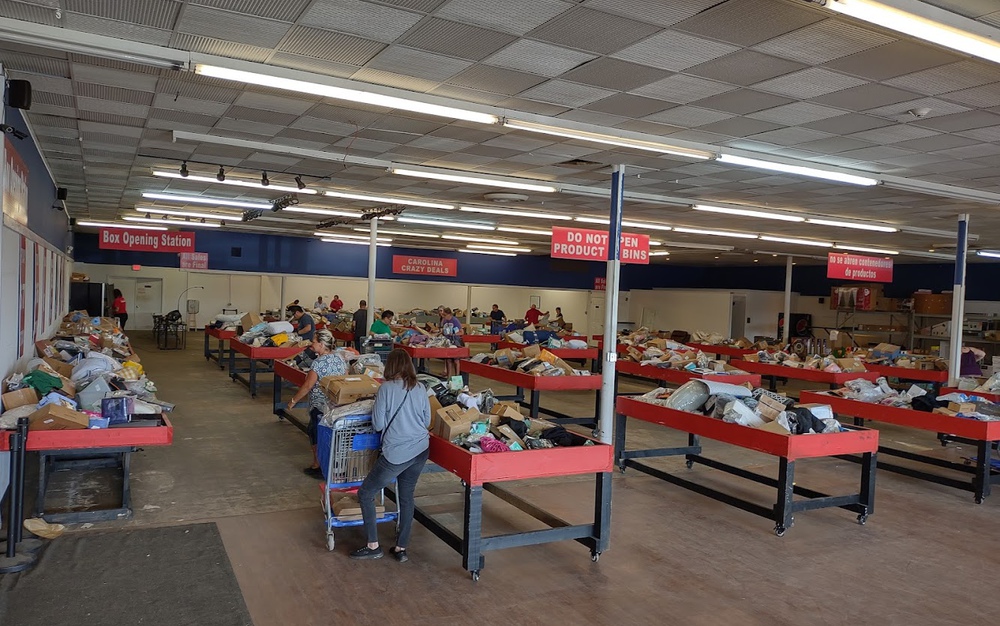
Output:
top-left (483, 192), bottom-right (529, 203)
top-left (558, 158), bottom-right (603, 167)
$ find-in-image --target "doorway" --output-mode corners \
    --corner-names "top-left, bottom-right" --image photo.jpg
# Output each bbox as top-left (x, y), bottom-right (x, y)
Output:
top-left (730, 295), bottom-right (747, 340)
top-left (111, 277), bottom-right (163, 330)
top-left (587, 291), bottom-right (604, 338)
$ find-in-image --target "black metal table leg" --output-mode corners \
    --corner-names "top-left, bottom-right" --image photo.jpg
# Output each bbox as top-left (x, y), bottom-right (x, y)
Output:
top-left (768, 375), bottom-right (778, 392)
top-left (35, 451), bottom-right (48, 517)
top-left (0, 424), bottom-right (39, 574)
top-left (203, 331), bottom-right (210, 360)
top-left (614, 413), bottom-right (627, 470)
top-left (592, 472), bottom-right (612, 560)
top-left (858, 451), bottom-right (876, 523)
top-left (974, 439), bottom-right (991, 504)
top-left (229, 346), bottom-right (236, 380)
top-left (462, 484), bottom-right (485, 580)
top-left (774, 458), bottom-right (795, 536)
top-left (249, 359), bottom-right (258, 397)
top-left (273, 369), bottom-right (283, 416)
top-left (530, 390), bottom-right (540, 420)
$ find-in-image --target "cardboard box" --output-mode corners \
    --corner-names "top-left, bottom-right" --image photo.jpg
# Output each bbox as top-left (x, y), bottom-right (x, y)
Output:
top-left (836, 358), bottom-right (867, 373)
top-left (320, 375), bottom-right (380, 405)
top-left (492, 423), bottom-right (527, 450)
top-left (29, 404), bottom-right (91, 430)
top-left (43, 357), bottom-right (74, 379)
top-left (2, 387), bottom-right (39, 411)
top-left (332, 495), bottom-right (384, 520)
top-left (428, 394), bottom-right (443, 432)
top-left (34, 340), bottom-right (57, 359)
top-left (490, 401), bottom-right (523, 421)
top-left (522, 344), bottom-right (541, 359)
top-left (241, 311), bottom-right (263, 330)
top-left (435, 405), bottom-right (480, 440)
top-left (551, 357), bottom-right (576, 376)
top-left (948, 402), bottom-right (976, 414)
top-left (494, 348), bottom-right (518, 368)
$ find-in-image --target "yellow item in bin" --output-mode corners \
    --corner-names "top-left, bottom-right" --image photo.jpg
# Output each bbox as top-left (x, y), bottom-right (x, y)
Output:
top-left (270, 332), bottom-right (290, 346)
top-left (538, 349), bottom-right (558, 364)
top-left (121, 360), bottom-right (143, 381)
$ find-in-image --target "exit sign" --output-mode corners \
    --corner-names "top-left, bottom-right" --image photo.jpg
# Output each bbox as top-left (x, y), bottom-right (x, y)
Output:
top-left (131, 265), bottom-right (142, 271)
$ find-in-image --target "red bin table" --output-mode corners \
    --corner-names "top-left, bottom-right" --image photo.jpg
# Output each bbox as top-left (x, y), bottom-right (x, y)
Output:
top-left (400, 344), bottom-right (470, 375)
top-left (388, 433), bottom-right (613, 580)
top-left (460, 360), bottom-right (601, 427)
top-left (228, 340), bottom-right (304, 398)
top-left (687, 342), bottom-right (758, 360)
top-left (272, 359), bottom-right (310, 433)
top-left (615, 397), bottom-right (877, 536)
top-left (496, 341), bottom-right (600, 372)
top-left (614, 360), bottom-right (761, 394)
top-left (865, 363), bottom-right (949, 391)
top-left (940, 387), bottom-right (1000, 403)
top-left (204, 326), bottom-right (237, 369)
top-left (801, 391), bottom-right (1000, 503)
top-left (458, 334), bottom-right (503, 351)
top-left (331, 330), bottom-right (355, 347)
top-left (735, 360), bottom-right (881, 394)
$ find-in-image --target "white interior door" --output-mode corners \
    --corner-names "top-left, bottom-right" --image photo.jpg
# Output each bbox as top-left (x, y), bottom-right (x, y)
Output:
top-left (587, 291), bottom-right (604, 338)
top-left (133, 279), bottom-right (163, 330)
top-left (730, 295), bottom-right (747, 340)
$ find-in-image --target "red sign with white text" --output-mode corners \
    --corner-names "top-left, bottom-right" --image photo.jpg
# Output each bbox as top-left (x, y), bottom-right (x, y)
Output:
top-left (827, 253), bottom-right (893, 283)
top-left (594, 277), bottom-right (606, 291)
top-left (392, 255), bottom-right (457, 277)
top-left (179, 252), bottom-right (209, 269)
top-left (551, 227), bottom-right (650, 264)
top-left (99, 228), bottom-right (196, 253)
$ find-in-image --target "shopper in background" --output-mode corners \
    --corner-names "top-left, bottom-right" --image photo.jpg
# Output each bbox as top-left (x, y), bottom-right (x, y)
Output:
top-left (350, 349), bottom-right (430, 562)
top-left (440, 307), bottom-right (463, 379)
top-left (330, 294), bottom-right (344, 313)
top-left (524, 304), bottom-right (548, 326)
top-left (287, 329), bottom-right (348, 479)
top-left (960, 346), bottom-right (987, 376)
top-left (371, 310), bottom-right (394, 336)
top-left (552, 307), bottom-right (566, 328)
top-left (313, 295), bottom-right (326, 310)
top-left (353, 300), bottom-right (368, 351)
top-left (289, 305), bottom-right (315, 342)
top-left (112, 289), bottom-right (128, 330)
top-left (489, 304), bottom-right (506, 334)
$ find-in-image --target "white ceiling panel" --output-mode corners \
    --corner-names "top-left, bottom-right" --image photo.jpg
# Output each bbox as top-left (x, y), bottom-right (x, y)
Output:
top-left (612, 31), bottom-right (738, 72)
top-left (674, 0), bottom-right (824, 47)
top-left (64, 13), bottom-right (172, 45)
top-left (76, 97), bottom-right (149, 118)
top-left (176, 4), bottom-right (291, 48)
top-left (168, 33), bottom-right (272, 63)
top-left (484, 40), bottom-right (594, 78)
top-left (299, 0), bottom-right (422, 42)
top-left (748, 102), bottom-right (846, 125)
top-left (191, 0), bottom-right (311, 22)
top-left (526, 7), bottom-right (661, 56)
top-left (232, 91), bottom-right (316, 115)
top-left (631, 74), bottom-right (735, 104)
top-left (517, 80), bottom-right (616, 108)
top-left (753, 68), bottom-right (868, 99)
top-left (583, 0), bottom-right (720, 28)
top-left (436, 0), bottom-right (568, 36)
top-left (753, 18), bottom-right (896, 65)
top-left (644, 106), bottom-right (735, 128)
top-left (64, 0), bottom-right (180, 29)
top-left (401, 18), bottom-right (516, 61)
top-left (365, 46), bottom-right (472, 83)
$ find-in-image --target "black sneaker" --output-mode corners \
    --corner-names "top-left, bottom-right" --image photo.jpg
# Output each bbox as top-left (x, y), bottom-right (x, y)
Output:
top-left (303, 467), bottom-right (323, 479)
top-left (350, 546), bottom-right (384, 560)
top-left (392, 547), bottom-right (409, 563)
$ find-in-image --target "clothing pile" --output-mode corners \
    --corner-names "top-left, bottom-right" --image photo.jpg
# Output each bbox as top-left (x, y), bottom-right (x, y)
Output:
top-left (826, 378), bottom-right (1000, 421)
top-left (238, 320), bottom-right (302, 348)
top-left (748, 350), bottom-right (870, 374)
top-left (207, 313), bottom-right (242, 331)
top-left (637, 379), bottom-right (843, 435)
top-left (471, 346), bottom-right (589, 377)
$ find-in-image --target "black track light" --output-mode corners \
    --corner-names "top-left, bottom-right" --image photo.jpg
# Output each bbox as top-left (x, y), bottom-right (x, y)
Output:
top-left (217, 166), bottom-right (226, 182)
top-left (261, 171), bottom-right (269, 187)
top-left (180, 161), bottom-right (189, 177)
top-left (295, 175), bottom-right (306, 190)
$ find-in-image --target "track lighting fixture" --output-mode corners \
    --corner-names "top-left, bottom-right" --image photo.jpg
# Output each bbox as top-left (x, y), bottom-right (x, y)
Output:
top-left (217, 166), bottom-right (225, 182)
top-left (261, 171), bottom-right (269, 187)
top-left (180, 161), bottom-right (189, 177)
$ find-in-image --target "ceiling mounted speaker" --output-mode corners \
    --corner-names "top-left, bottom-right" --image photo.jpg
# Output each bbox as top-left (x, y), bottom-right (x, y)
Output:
top-left (57, 187), bottom-right (68, 201)
top-left (8, 79), bottom-right (31, 110)
top-left (483, 192), bottom-right (529, 203)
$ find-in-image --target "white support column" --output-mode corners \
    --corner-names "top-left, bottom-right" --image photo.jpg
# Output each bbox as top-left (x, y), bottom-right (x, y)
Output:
top-left (367, 218), bottom-right (378, 332)
top-left (597, 164), bottom-right (625, 445)
top-left (948, 214), bottom-right (969, 385)
top-left (466, 285), bottom-right (473, 326)
top-left (783, 256), bottom-right (793, 343)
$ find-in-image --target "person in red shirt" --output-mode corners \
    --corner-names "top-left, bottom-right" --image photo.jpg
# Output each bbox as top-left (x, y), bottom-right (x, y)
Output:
top-left (523, 304), bottom-right (548, 326)
top-left (330, 294), bottom-right (344, 313)
top-left (112, 288), bottom-right (128, 330)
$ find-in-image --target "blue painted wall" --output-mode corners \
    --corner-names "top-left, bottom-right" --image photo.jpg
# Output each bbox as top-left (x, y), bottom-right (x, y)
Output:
top-left (5, 107), bottom-right (66, 249)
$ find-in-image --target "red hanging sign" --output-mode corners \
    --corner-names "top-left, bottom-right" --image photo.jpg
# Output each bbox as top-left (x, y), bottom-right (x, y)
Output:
top-left (392, 255), bottom-right (458, 277)
top-left (827, 253), bottom-right (893, 283)
top-left (594, 277), bottom-right (606, 291)
top-left (551, 227), bottom-right (650, 264)
top-left (99, 228), bottom-right (196, 252)
top-left (179, 252), bottom-right (209, 269)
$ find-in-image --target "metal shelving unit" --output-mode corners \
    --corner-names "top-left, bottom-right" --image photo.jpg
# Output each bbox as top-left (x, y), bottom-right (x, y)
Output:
top-left (911, 312), bottom-right (1000, 359)
top-left (828, 308), bottom-right (912, 348)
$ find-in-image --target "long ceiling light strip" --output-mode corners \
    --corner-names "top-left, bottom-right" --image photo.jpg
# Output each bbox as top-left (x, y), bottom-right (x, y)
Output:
top-left (805, 218), bottom-right (898, 233)
top-left (196, 64), bottom-right (498, 125)
top-left (460, 249), bottom-right (517, 257)
top-left (657, 241), bottom-right (735, 251)
top-left (502, 119), bottom-right (715, 160)
top-left (467, 244), bottom-right (532, 253)
top-left (673, 227), bottom-right (759, 239)
top-left (441, 234), bottom-right (520, 245)
top-left (153, 170), bottom-right (317, 194)
top-left (497, 226), bottom-right (552, 236)
top-left (141, 192), bottom-right (271, 210)
top-left (693, 204), bottom-right (805, 222)
top-left (354, 228), bottom-right (440, 238)
top-left (717, 154), bottom-right (879, 186)
top-left (459, 206), bottom-right (570, 221)
top-left (834, 244), bottom-right (899, 255)
top-left (135, 207), bottom-right (238, 220)
top-left (760, 236), bottom-right (833, 248)
top-left (824, 0), bottom-right (1000, 65)
top-left (285, 207), bottom-right (363, 218)
top-left (321, 239), bottom-right (391, 247)
top-left (77, 220), bottom-right (168, 231)
top-left (313, 231), bottom-right (392, 243)
top-left (397, 216), bottom-right (494, 231)
top-left (389, 165), bottom-right (558, 193)
top-left (324, 190), bottom-right (453, 210)
top-left (574, 216), bottom-right (673, 231)
top-left (123, 216), bottom-right (221, 228)
top-left (977, 250), bottom-right (1000, 259)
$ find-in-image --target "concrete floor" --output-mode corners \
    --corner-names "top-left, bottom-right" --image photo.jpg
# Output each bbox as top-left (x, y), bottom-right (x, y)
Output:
top-left (23, 332), bottom-right (1000, 624)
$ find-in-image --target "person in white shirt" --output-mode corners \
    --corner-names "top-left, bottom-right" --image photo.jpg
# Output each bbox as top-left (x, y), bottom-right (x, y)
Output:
top-left (313, 296), bottom-right (326, 310)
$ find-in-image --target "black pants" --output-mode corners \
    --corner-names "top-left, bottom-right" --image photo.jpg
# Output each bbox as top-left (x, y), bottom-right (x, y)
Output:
top-left (115, 313), bottom-right (128, 330)
top-left (306, 407), bottom-right (323, 445)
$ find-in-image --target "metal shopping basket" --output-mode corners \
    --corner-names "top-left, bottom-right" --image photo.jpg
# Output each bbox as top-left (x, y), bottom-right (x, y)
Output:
top-left (318, 414), bottom-right (398, 551)
top-left (362, 337), bottom-right (394, 364)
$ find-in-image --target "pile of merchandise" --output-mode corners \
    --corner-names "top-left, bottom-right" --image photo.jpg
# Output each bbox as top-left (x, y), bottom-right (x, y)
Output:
top-left (503, 323), bottom-right (582, 346)
top-left (855, 342), bottom-right (946, 371)
top-left (637, 379), bottom-right (843, 435)
top-left (689, 331), bottom-right (768, 349)
top-left (469, 345), bottom-right (590, 376)
top-left (238, 320), bottom-right (306, 348)
top-left (285, 348), bottom-right (384, 379)
top-left (744, 350), bottom-right (869, 373)
top-left (955, 372), bottom-right (1000, 393)
top-left (1, 312), bottom-right (174, 431)
top-left (827, 378), bottom-right (1000, 421)
top-left (206, 313), bottom-right (243, 331)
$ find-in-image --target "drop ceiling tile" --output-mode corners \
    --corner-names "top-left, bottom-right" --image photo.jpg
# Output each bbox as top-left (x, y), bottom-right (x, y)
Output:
top-left (350, 68), bottom-right (440, 92)
top-left (685, 50), bottom-right (807, 87)
top-left (690, 89), bottom-right (794, 115)
top-left (224, 106), bottom-right (298, 126)
top-left (78, 120), bottom-right (144, 138)
top-left (191, 0), bottom-right (311, 21)
top-left (555, 109), bottom-right (629, 127)
top-left (481, 134), bottom-right (556, 151)
top-left (885, 60), bottom-right (1000, 95)
top-left (631, 74), bottom-right (735, 104)
top-left (614, 119), bottom-right (685, 135)
top-left (802, 113), bottom-right (893, 134)
top-left (527, 7), bottom-right (661, 56)
top-left (612, 31), bottom-right (738, 72)
top-left (955, 125), bottom-right (1000, 142)
top-left (796, 136), bottom-right (876, 154)
top-left (848, 124), bottom-right (940, 145)
top-left (0, 0), bottom-right (59, 25)
top-left (176, 4), bottom-right (291, 47)
top-left (934, 143), bottom-right (1000, 160)
top-left (744, 127), bottom-right (834, 146)
top-left (64, 13), bottom-right (172, 45)
top-left (232, 92), bottom-right (316, 115)
top-left (913, 110), bottom-right (1000, 132)
top-left (74, 82), bottom-right (154, 105)
top-left (268, 53), bottom-right (361, 78)
top-left (644, 106), bottom-right (734, 127)
top-left (835, 146), bottom-right (916, 161)
top-left (753, 18), bottom-right (896, 64)
top-left (892, 134), bottom-right (980, 152)
top-left (940, 82), bottom-right (1000, 108)
top-left (484, 40), bottom-right (594, 77)
top-left (753, 68), bottom-right (867, 99)
top-left (71, 65), bottom-right (158, 91)
top-left (517, 80), bottom-right (616, 108)
top-left (583, 93), bottom-right (674, 117)
top-left (749, 102), bottom-right (847, 125)
top-left (407, 135), bottom-right (475, 152)
top-left (64, 0), bottom-right (180, 28)
top-left (427, 84), bottom-right (508, 104)
top-left (426, 125), bottom-right (498, 142)
top-left (436, 0), bottom-right (568, 35)
top-left (298, 0), bottom-right (422, 42)
top-left (561, 58), bottom-right (671, 92)
top-left (864, 97), bottom-right (971, 119)
top-left (876, 153), bottom-right (953, 167)
top-left (813, 84), bottom-right (922, 110)
top-left (278, 26), bottom-right (384, 64)
top-left (215, 117), bottom-right (284, 136)
top-left (401, 18), bottom-right (516, 61)
top-left (445, 65), bottom-right (545, 96)
top-left (366, 46), bottom-right (472, 83)
top-left (674, 0), bottom-right (823, 46)
top-left (696, 117), bottom-right (785, 138)
top-left (76, 97), bottom-right (149, 118)
top-left (28, 104), bottom-right (75, 118)
top-left (823, 41), bottom-right (961, 81)
top-left (32, 91), bottom-right (73, 110)
top-left (168, 33), bottom-right (273, 63)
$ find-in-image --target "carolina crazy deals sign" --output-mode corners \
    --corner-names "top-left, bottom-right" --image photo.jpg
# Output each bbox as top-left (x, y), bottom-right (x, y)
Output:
top-left (393, 255), bottom-right (457, 277)
top-left (99, 228), bottom-right (196, 253)
top-left (827, 252), bottom-right (893, 283)
top-left (551, 226), bottom-right (650, 264)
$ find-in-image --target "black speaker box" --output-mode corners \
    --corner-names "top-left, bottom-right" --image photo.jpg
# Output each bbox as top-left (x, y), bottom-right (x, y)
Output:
top-left (57, 187), bottom-right (68, 200)
top-left (8, 79), bottom-right (31, 110)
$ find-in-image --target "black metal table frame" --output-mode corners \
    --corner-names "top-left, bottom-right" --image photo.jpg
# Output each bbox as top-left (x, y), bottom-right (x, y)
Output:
top-left (845, 416), bottom-right (999, 504)
top-left (459, 370), bottom-right (600, 427)
top-left (35, 446), bottom-right (135, 524)
top-left (388, 472), bottom-right (612, 581)
top-left (271, 369), bottom-right (310, 434)
top-left (203, 331), bottom-right (229, 369)
top-left (228, 346), bottom-right (280, 398)
top-left (614, 413), bottom-right (877, 536)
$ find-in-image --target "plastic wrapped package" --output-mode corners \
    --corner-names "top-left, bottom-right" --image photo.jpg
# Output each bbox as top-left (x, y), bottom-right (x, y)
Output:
top-left (565, 339), bottom-right (588, 350)
top-left (507, 332), bottom-right (524, 344)
top-left (722, 399), bottom-right (765, 427)
top-left (0, 404), bottom-right (37, 429)
top-left (320, 399), bottom-right (375, 427)
top-left (664, 380), bottom-right (710, 412)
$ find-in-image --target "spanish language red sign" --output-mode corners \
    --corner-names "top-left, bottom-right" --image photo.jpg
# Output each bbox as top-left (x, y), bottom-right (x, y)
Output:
top-left (99, 228), bottom-right (196, 253)
top-left (179, 252), bottom-right (209, 269)
top-left (827, 252), bottom-right (893, 283)
top-left (392, 254), bottom-right (457, 277)
top-left (551, 227), bottom-right (650, 264)
top-left (594, 276), bottom-right (606, 291)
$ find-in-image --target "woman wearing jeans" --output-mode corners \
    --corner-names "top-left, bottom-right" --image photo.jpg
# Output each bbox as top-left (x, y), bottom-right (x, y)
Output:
top-left (286, 330), bottom-right (347, 478)
top-left (350, 349), bottom-right (431, 562)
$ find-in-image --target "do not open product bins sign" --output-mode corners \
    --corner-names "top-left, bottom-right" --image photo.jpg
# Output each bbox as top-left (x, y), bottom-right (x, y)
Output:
top-left (550, 226), bottom-right (649, 264)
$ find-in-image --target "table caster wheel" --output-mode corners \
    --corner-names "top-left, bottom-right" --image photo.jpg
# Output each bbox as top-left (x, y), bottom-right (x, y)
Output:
top-left (856, 514), bottom-right (868, 525)
top-left (460, 480), bottom-right (467, 488)
top-left (685, 460), bottom-right (694, 469)
top-left (774, 525), bottom-right (787, 537)
top-left (326, 535), bottom-right (335, 551)
top-left (618, 465), bottom-right (626, 474)
top-left (592, 429), bottom-right (600, 438)
top-left (471, 570), bottom-right (480, 582)
top-left (591, 552), bottom-right (600, 563)
top-left (975, 495), bottom-right (984, 504)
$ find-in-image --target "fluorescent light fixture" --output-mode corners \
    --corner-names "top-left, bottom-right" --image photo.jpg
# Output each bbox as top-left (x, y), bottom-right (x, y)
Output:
top-left (834, 244), bottom-right (899, 255)
top-left (806, 217), bottom-right (898, 233)
top-left (649, 251), bottom-right (671, 256)
top-left (76, 220), bottom-right (168, 231)
top-left (674, 227), bottom-right (759, 239)
top-left (123, 216), bottom-right (221, 228)
top-left (575, 216), bottom-right (609, 225)
top-left (693, 204), bottom-right (804, 222)
top-left (460, 249), bottom-right (517, 257)
top-left (825, 0), bottom-right (1000, 65)
top-left (313, 231), bottom-right (392, 243)
top-left (718, 154), bottom-right (878, 186)
top-left (153, 170), bottom-right (317, 194)
top-left (977, 250), bottom-right (1000, 259)
top-left (389, 165), bottom-right (558, 193)
top-left (285, 207), bottom-right (362, 218)
top-left (467, 244), bottom-right (532, 253)
top-left (881, 177), bottom-right (1000, 206)
top-left (398, 216), bottom-right (494, 231)
top-left (459, 206), bottom-right (570, 221)
top-left (354, 228), bottom-right (440, 238)
top-left (442, 234), bottom-right (520, 245)
top-left (135, 207), bottom-right (236, 220)
top-left (141, 192), bottom-right (271, 210)
top-left (498, 226), bottom-right (552, 236)
top-left (650, 241), bottom-right (734, 251)
top-left (760, 236), bottom-right (833, 247)
top-left (623, 220), bottom-right (672, 232)
top-left (324, 190), bottom-right (453, 210)
top-left (197, 64), bottom-right (498, 125)
top-left (502, 119), bottom-right (715, 160)
top-left (321, 239), bottom-right (391, 247)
